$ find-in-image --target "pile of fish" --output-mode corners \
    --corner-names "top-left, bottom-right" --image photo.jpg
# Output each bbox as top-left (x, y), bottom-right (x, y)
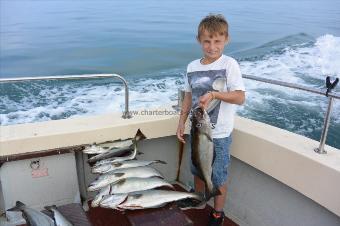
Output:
top-left (85, 129), bottom-right (203, 210)
top-left (7, 201), bottom-right (73, 226)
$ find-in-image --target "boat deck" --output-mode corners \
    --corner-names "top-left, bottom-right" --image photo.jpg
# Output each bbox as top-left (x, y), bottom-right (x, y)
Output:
top-left (17, 185), bottom-right (237, 226)
top-left (87, 201), bottom-right (237, 226)
top-left (87, 184), bottom-right (237, 226)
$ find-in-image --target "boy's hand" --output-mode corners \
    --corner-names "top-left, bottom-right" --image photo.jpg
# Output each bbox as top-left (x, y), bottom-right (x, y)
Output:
top-left (199, 92), bottom-right (214, 109)
top-left (176, 123), bottom-right (186, 143)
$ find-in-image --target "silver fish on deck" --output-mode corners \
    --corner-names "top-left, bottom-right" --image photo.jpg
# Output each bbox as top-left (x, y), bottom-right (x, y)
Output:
top-left (116, 190), bottom-right (203, 210)
top-left (92, 146), bottom-right (138, 167)
top-left (91, 177), bottom-right (173, 207)
top-left (91, 159), bottom-right (166, 174)
top-left (82, 145), bottom-right (111, 155)
top-left (87, 146), bottom-right (133, 164)
top-left (87, 166), bottom-right (163, 191)
top-left (7, 201), bottom-right (55, 226)
top-left (109, 177), bottom-right (173, 194)
top-left (84, 129), bottom-right (146, 156)
top-left (191, 106), bottom-right (221, 200)
top-left (44, 205), bottom-right (74, 226)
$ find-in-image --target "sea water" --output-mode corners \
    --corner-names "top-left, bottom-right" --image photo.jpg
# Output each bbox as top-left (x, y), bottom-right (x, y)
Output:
top-left (0, 0), bottom-right (339, 148)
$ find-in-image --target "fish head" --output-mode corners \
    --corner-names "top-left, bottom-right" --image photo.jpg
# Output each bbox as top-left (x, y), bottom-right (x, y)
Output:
top-left (88, 177), bottom-right (106, 191)
top-left (92, 164), bottom-right (111, 174)
top-left (192, 106), bottom-right (210, 128)
top-left (100, 194), bottom-right (127, 209)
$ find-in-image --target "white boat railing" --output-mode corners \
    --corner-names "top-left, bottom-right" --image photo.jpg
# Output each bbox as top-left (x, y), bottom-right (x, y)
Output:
top-left (0, 74), bottom-right (132, 119)
top-left (0, 73), bottom-right (339, 153)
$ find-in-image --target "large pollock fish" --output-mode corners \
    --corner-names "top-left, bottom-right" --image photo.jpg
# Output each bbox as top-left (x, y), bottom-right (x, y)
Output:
top-left (191, 106), bottom-right (221, 200)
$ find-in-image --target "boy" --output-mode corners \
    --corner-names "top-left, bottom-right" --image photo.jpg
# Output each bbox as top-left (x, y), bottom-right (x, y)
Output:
top-left (176, 14), bottom-right (245, 226)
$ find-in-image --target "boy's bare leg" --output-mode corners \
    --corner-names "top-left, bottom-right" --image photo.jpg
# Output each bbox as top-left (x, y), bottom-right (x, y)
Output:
top-left (214, 183), bottom-right (227, 211)
top-left (194, 175), bottom-right (205, 193)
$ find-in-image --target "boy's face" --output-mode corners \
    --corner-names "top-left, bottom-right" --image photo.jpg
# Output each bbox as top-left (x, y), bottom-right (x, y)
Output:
top-left (198, 30), bottom-right (228, 62)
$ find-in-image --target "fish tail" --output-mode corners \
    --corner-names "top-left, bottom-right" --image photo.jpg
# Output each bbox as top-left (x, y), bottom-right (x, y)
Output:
top-left (44, 205), bottom-right (57, 211)
top-left (205, 185), bottom-right (221, 201)
top-left (135, 129), bottom-right (147, 142)
top-left (7, 201), bottom-right (26, 211)
top-left (155, 160), bottom-right (167, 164)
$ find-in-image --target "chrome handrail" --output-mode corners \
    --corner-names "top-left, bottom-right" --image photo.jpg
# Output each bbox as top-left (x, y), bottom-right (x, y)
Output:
top-left (243, 74), bottom-right (339, 154)
top-left (178, 74), bottom-right (338, 153)
top-left (0, 74), bottom-right (132, 119)
top-left (243, 74), bottom-right (340, 100)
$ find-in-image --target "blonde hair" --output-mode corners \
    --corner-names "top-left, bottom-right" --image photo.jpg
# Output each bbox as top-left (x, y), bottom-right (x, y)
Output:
top-left (197, 14), bottom-right (229, 39)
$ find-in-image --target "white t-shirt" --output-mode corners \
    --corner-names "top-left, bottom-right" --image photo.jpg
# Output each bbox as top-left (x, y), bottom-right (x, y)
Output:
top-left (184, 54), bottom-right (245, 138)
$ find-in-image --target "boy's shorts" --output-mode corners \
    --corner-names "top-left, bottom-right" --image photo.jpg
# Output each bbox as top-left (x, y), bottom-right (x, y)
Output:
top-left (190, 135), bottom-right (232, 188)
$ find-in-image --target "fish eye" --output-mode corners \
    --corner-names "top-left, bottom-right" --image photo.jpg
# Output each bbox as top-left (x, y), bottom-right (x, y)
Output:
top-left (196, 123), bottom-right (202, 128)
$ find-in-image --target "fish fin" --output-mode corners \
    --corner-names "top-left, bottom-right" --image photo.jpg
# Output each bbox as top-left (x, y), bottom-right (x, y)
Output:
top-left (130, 194), bottom-right (143, 199)
top-left (206, 99), bottom-right (221, 113)
top-left (166, 184), bottom-right (175, 190)
top-left (16, 201), bottom-right (26, 209)
top-left (113, 172), bottom-right (125, 177)
top-left (87, 158), bottom-right (96, 163)
top-left (134, 129), bottom-right (147, 142)
top-left (155, 160), bottom-right (167, 164)
top-left (115, 178), bottom-right (126, 185)
top-left (150, 176), bottom-right (164, 179)
top-left (44, 205), bottom-right (57, 219)
top-left (202, 132), bottom-right (213, 142)
top-left (44, 205), bottom-right (57, 211)
top-left (137, 152), bottom-right (144, 155)
top-left (7, 201), bottom-right (26, 211)
top-left (204, 186), bottom-right (221, 201)
top-left (112, 162), bottom-right (123, 167)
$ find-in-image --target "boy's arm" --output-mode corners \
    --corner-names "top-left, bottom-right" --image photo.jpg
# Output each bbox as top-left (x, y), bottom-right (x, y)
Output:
top-left (177, 92), bottom-right (192, 143)
top-left (179, 92), bottom-right (192, 124)
top-left (213, 90), bottom-right (245, 105)
top-left (199, 90), bottom-right (245, 109)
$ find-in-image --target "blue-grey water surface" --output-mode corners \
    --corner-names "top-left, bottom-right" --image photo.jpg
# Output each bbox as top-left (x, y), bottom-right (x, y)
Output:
top-left (1, 0), bottom-right (340, 148)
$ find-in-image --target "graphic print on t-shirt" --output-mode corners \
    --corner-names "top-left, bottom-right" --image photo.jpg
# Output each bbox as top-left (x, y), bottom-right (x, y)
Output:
top-left (187, 69), bottom-right (227, 126)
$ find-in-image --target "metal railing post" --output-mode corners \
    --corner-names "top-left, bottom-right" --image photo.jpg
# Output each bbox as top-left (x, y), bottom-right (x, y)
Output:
top-left (314, 96), bottom-right (334, 154)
